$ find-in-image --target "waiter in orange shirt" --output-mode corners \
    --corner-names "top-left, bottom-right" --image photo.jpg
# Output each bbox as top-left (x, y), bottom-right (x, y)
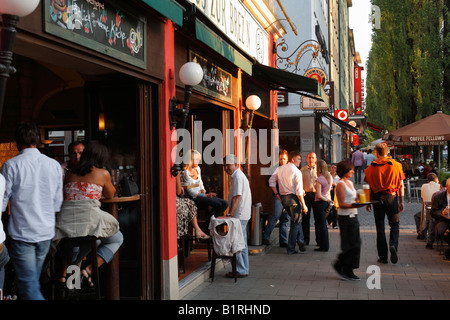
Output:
top-left (364, 142), bottom-right (405, 264)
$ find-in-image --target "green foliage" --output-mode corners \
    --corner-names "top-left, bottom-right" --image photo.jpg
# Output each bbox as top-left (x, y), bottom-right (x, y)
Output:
top-left (366, 0), bottom-right (449, 132)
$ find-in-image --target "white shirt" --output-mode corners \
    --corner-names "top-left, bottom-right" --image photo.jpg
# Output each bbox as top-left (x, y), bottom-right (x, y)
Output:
top-left (0, 174), bottom-right (5, 244)
top-left (180, 167), bottom-right (205, 198)
top-left (270, 162), bottom-right (304, 196)
top-left (1, 148), bottom-right (63, 242)
top-left (209, 216), bottom-right (245, 256)
top-left (337, 180), bottom-right (358, 216)
top-left (228, 168), bottom-right (252, 221)
top-left (421, 181), bottom-right (441, 203)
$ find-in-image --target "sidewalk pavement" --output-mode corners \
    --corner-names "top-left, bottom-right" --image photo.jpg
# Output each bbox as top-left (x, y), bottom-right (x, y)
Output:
top-left (182, 203), bottom-right (450, 300)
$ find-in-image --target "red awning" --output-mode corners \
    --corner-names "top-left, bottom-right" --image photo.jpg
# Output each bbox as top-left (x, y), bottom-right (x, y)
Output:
top-left (367, 122), bottom-right (383, 132)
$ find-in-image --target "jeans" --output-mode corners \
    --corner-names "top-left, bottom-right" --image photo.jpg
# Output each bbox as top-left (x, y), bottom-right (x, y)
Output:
top-left (75, 231), bottom-right (124, 264)
top-left (193, 196), bottom-right (228, 218)
top-left (263, 195), bottom-right (290, 244)
top-left (9, 239), bottom-right (51, 300)
top-left (354, 166), bottom-right (362, 184)
top-left (0, 244), bottom-right (9, 290)
top-left (236, 220), bottom-right (249, 275)
top-left (281, 194), bottom-right (304, 254)
top-left (372, 193), bottom-right (400, 261)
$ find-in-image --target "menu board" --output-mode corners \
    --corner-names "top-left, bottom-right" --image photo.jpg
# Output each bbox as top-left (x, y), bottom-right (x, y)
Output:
top-left (189, 51), bottom-right (232, 103)
top-left (44, 0), bottom-right (146, 69)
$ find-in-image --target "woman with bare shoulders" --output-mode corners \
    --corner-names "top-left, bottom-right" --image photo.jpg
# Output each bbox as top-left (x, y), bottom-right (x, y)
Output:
top-left (54, 141), bottom-right (123, 289)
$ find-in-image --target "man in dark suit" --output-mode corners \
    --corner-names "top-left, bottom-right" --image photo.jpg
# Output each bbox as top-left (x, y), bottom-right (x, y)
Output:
top-left (430, 178), bottom-right (450, 260)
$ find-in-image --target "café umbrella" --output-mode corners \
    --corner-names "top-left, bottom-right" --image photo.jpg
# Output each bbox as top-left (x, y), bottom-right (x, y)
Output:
top-left (382, 111), bottom-right (450, 145)
top-left (382, 111), bottom-right (450, 168)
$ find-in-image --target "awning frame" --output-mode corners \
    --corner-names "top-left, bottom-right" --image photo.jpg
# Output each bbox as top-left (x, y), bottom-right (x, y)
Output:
top-left (252, 62), bottom-right (329, 107)
top-left (317, 111), bottom-right (359, 133)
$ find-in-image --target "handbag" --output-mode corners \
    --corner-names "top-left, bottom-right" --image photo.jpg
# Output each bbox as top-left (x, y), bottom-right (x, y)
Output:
top-left (324, 202), bottom-right (333, 218)
top-left (118, 174), bottom-right (139, 197)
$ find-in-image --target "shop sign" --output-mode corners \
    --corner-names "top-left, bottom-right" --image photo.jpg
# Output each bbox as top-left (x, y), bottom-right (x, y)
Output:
top-left (44, 0), bottom-right (146, 69)
top-left (277, 91), bottom-right (288, 106)
top-left (190, 51), bottom-right (232, 103)
top-left (301, 96), bottom-right (328, 110)
top-left (304, 68), bottom-right (327, 88)
top-left (334, 109), bottom-right (349, 121)
top-left (188, 0), bottom-right (269, 65)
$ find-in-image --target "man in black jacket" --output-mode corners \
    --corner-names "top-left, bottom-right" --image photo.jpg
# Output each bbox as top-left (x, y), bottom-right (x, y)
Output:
top-left (430, 178), bottom-right (450, 259)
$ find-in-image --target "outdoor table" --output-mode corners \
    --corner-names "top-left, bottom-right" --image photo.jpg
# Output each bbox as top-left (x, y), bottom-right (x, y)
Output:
top-left (100, 195), bottom-right (141, 300)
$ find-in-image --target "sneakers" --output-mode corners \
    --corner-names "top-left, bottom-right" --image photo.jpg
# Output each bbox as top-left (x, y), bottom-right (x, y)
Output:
top-left (390, 245), bottom-right (398, 264)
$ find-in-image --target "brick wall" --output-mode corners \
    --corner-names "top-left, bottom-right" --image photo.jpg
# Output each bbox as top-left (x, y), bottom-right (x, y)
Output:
top-left (0, 142), bottom-right (18, 169)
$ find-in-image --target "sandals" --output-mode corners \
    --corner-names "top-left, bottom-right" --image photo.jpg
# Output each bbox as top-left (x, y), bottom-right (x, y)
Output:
top-left (81, 269), bottom-right (94, 288)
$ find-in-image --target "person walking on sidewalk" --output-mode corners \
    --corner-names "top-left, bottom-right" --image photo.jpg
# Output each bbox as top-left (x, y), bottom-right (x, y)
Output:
top-left (332, 159), bottom-right (362, 281)
top-left (264, 149), bottom-right (290, 247)
top-left (351, 147), bottom-right (365, 185)
top-left (271, 151), bottom-right (308, 254)
top-left (364, 142), bottom-right (405, 264)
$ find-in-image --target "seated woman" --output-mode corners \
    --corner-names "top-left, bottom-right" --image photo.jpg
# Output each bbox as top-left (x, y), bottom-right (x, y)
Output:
top-left (53, 140), bottom-right (123, 288)
top-left (181, 150), bottom-right (228, 218)
top-left (176, 172), bottom-right (209, 239)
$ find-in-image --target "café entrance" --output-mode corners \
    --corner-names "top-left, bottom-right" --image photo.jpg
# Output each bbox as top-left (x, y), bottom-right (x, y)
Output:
top-left (1, 52), bottom-right (160, 299)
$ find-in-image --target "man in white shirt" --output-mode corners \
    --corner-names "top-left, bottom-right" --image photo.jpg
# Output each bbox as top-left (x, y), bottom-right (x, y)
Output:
top-left (223, 154), bottom-right (252, 278)
top-left (417, 173), bottom-right (440, 243)
top-left (1, 122), bottom-right (63, 300)
top-left (270, 151), bottom-right (308, 254)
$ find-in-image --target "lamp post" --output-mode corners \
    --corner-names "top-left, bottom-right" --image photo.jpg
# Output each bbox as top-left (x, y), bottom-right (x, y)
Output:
top-left (243, 95), bottom-right (261, 176)
top-left (170, 61), bottom-right (203, 177)
top-left (0, 0), bottom-right (40, 125)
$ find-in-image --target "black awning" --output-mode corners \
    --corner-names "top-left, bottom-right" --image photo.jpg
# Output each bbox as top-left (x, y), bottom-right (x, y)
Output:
top-left (252, 63), bottom-right (329, 107)
top-left (320, 112), bottom-right (358, 133)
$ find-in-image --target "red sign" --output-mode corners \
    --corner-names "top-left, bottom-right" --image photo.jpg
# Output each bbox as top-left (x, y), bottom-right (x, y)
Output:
top-left (334, 109), bottom-right (349, 121)
top-left (352, 134), bottom-right (359, 146)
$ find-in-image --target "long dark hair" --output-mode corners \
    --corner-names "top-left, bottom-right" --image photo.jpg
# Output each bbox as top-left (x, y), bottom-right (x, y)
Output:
top-left (72, 140), bottom-right (109, 176)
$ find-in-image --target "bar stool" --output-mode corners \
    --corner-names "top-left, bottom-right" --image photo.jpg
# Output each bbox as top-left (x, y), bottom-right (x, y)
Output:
top-left (210, 250), bottom-right (237, 282)
top-left (60, 236), bottom-right (101, 300)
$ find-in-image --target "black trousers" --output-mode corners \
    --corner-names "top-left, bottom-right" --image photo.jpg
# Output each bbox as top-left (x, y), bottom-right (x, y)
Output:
top-left (335, 215), bottom-right (361, 272)
top-left (302, 192), bottom-right (315, 244)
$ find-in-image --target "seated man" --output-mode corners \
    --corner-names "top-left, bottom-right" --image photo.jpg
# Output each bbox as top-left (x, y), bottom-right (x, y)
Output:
top-left (416, 173), bottom-right (440, 239)
top-left (430, 178), bottom-right (450, 259)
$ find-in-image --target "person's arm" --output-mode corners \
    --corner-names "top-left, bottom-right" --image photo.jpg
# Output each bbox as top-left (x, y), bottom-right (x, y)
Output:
top-left (176, 173), bottom-right (184, 196)
top-left (298, 194), bottom-right (308, 213)
top-left (228, 195), bottom-right (241, 217)
top-left (398, 180), bottom-right (404, 213)
top-left (102, 169), bottom-right (116, 199)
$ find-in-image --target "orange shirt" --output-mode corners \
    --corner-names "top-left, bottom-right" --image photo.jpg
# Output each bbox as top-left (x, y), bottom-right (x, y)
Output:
top-left (364, 157), bottom-right (405, 194)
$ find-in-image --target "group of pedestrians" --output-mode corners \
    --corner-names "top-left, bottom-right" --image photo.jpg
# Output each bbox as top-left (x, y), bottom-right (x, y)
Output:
top-left (263, 142), bottom-right (405, 281)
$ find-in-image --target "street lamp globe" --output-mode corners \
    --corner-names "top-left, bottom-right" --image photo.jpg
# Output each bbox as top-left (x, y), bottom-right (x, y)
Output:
top-left (179, 62), bottom-right (203, 86)
top-left (245, 95), bottom-right (261, 111)
top-left (0, 0), bottom-right (40, 17)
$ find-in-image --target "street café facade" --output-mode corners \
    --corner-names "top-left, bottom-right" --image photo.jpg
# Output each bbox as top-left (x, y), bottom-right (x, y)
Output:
top-left (0, 0), bottom-right (323, 299)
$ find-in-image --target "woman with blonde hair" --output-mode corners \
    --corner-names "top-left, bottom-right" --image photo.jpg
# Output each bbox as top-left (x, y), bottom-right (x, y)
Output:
top-left (180, 150), bottom-right (228, 222)
top-left (313, 159), bottom-right (333, 251)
